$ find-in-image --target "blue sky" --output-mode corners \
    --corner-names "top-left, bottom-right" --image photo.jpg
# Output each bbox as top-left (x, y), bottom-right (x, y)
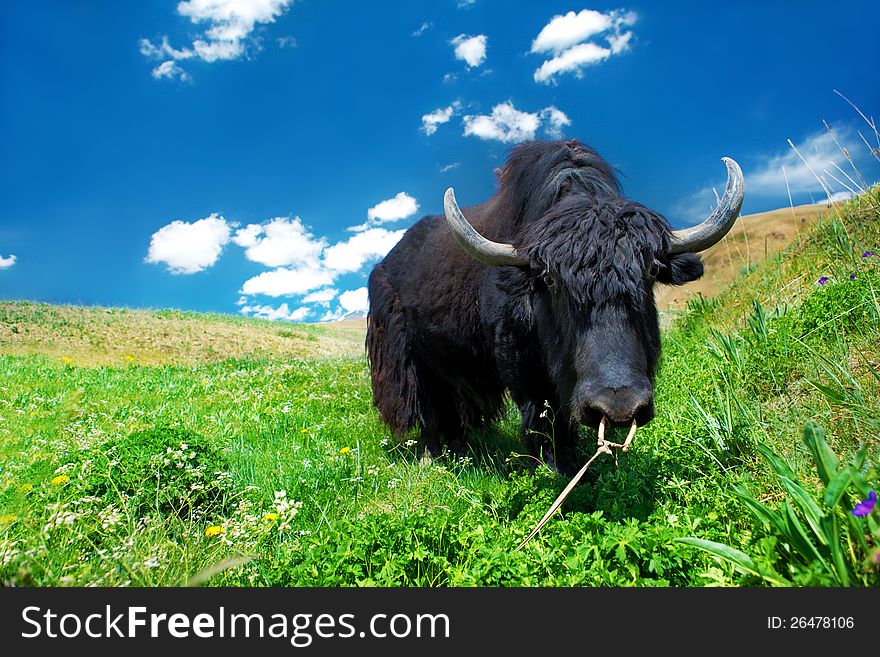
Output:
top-left (1, 0), bottom-right (878, 321)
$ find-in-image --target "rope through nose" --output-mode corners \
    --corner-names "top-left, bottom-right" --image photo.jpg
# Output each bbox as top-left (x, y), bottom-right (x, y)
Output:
top-left (515, 416), bottom-right (639, 552)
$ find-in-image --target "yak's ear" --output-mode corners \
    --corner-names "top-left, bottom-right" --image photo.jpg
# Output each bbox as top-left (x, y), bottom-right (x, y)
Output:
top-left (658, 253), bottom-right (703, 286)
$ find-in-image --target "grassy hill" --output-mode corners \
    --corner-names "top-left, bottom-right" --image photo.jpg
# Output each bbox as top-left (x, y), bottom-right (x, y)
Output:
top-left (0, 191), bottom-right (878, 587)
top-left (655, 201), bottom-right (830, 310)
top-left (0, 303), bottom-right (365, 366)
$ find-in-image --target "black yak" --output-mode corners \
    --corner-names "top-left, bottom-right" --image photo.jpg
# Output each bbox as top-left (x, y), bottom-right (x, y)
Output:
top-left (366, 140), bottom-right (743, 475)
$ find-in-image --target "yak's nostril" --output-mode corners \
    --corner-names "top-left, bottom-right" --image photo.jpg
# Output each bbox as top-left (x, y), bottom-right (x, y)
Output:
top-left (578, 383), bottom-right (654, 425)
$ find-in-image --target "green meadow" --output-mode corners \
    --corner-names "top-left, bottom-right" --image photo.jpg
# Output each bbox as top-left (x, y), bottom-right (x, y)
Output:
top-left (1, 190), bottom-right (878, 587)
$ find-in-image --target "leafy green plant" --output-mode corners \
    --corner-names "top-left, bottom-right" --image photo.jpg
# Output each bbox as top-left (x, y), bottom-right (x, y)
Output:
top-left (677, 422), bottom-right (879, 586)
top-left (80, 426), bottom-right (235, 517)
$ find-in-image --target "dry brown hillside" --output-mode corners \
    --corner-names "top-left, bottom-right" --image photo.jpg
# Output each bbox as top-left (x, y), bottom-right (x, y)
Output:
top-left (0, 303), bottom-right (366, 366)
top-left (655, 201), bottom-right (831, 310)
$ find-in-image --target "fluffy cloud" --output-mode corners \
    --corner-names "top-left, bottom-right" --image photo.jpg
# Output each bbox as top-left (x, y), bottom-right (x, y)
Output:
top-left (422, 101), bottom-right (461, 136)
top-left (464, 102), bottom-right (540, 143)
top-left (149, 191), bottom-right (414, 321)
top-left (141, 0), bottom-right (294, 80)
top-left (531, 9), bottom-right (637, 84)
top-left (302, 287), bottom-right (338, 304)
top-left (672, 123), bottom-right (877, 223)
top-left (0, 254), bottom-right (16, 270)
top-left (368, 192), bottom-right (419, 223)
top-left (239, 265), bottom-right (334, 297)
top-left (338, 287), bottom-right (369, 314)
top-left (463, 101), bottom-right (571, 143)
top-left (532, 9), bottom-right (616, 54)
top-left (323, 228), bottom-right (406, 273)
top-left (349, 192), bottom-right (420, 232)
top-left (541, 106), bottom-right (571, 138)
top-left (747, 124), bottom-right (871, 196)
top-left (232, 217), bottom-right (326, 267)
top-left (151, 60), bottom-right (192, 82)
top-left (240, 302), bottom-right (310, 322)
top-left (451, 34), bottom-right (488, 68)
top-left (534, 43), bottom-right (613, 84)
top-left (236, 222), bottom-right (404, 302)
top-left (145, 213), bottom-right (232, 274)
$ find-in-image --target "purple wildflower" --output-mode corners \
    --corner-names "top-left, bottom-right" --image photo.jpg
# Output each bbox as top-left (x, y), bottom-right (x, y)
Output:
top-left (851, 490), bottom-right (877, 517)
top-left (850, 273), bottom-right (857, 280)
top-left (862, 250), bottom-right (875, 258)
top-left (818, 276), bottom-right (829, 285)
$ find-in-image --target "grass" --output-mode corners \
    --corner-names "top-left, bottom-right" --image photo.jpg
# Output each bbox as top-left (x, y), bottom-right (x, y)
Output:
top-left (0, 189), bottom-right (878, 587)
top-left (0, 302), bottom-right (364, 366)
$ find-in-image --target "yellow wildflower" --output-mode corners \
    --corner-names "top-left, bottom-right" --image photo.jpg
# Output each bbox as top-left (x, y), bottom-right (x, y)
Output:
top-left (62, 356), bottom-right (73, 365)
top-left (18, 483), bottom-right (33, 493)
top-left (205, 525), bottom-right (225, 537)
top-left (0, 514), bottom-right (18, 525)
top-left (339, 447), bottom-right (351, 454)
top-left (300, 428), bottom-right (308, 433)
top-left (262, 513), bottom-right (279, 522)
top-left (51, 475), bottom-right (70, 486)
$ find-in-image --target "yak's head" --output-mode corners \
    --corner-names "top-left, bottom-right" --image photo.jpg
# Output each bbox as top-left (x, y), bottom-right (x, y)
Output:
top-left (443, 143), bottom-right (743, 432)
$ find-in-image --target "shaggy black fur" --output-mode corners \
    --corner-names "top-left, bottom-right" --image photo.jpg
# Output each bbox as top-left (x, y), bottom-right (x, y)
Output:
top-left (366, 139), bottom-right (703, 475)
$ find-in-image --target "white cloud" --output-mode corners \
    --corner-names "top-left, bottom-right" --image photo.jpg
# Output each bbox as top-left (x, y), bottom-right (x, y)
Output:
top-left (463, 101), bottom-right (572, 143)
top-left (145, 213), bottom-right (232, 274)
top-left (240, 302), bottom-right (311, 322)
top-left (534, 43), bottom-right (612, 84)
top-left (239, 265), bottom-right (334, 297)
top-left (412, 21), bottom-right (432, 37)
top-left (232, 217), bottom-right (326, 267)
top-left (422, 101), bottom-right (461, 136)
top-left (302, 287), bottom-right (338, 304)
top-left (323, 228), bottom-right (406, 273)
top-left (277, 35), bottom-right (297, 48)
top-left (540, 106), bottom-right (571, 138)
top-left (531, 9), bottom-right (615, 54)
top-left (457, 0), bottom-right (476, 8)
top-left (368, 192), bottom-right (420, 222)
top-left (139, 36), bottom-right (195, 60)
top-left (151, 60), bottom-right (192, 82)
top-left (439, 162), bottom-right (461, 173)
top-left (451, 34), bottom-right (487, 68)
top-left (338, 287), bottom-right (369, 314)
top-left (464, 102), bottom-right (541, 143)
top-left (747, 124), bottom-right (870, 196)
top-left (672, 122), bottom-right (878, 223)
top-left (0, 254), bottom-right (16, 270)
top-left (141, 0), bottom-right (294, 79)
top-left (348, 192), bottom-right (420, 232)
top-left (531, 9), bottom-right (636, 84)
top-left (815, 191), bottom-right (854, 204)
top-left (609, 30), bottom-right (634, 54)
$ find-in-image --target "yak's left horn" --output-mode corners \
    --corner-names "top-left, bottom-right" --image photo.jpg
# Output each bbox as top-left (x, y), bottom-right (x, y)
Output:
top-left (444, 188), bottom-right (529, 267)
top-left (669, 157), bottom-right (745, 255)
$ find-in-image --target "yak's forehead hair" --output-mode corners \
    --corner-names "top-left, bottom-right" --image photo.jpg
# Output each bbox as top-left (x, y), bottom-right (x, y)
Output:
top-left (497, 140), bottom-right (622, 227)
top-left (522, 195), bottom-right (672, 307)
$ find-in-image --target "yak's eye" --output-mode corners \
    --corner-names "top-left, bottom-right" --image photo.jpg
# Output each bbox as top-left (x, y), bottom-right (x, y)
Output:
top-left (542, 272), bottom-right (556, 288)
top-left (648, 261), bottom-right (661, 279)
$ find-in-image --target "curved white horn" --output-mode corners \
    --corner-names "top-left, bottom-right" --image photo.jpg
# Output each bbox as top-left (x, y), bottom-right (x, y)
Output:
top-left (444, 188), bottom-right (528, 266)
top-left (670, 157), bottom-right (745, 254)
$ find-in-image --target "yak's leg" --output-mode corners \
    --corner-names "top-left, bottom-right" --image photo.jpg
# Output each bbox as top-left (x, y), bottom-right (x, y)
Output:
top-left (420, 413), bottom-right (467, 459)
top-left (518, 400), bottom-right (579, 477)
top-left (416, 371), bottom-right (467, 459)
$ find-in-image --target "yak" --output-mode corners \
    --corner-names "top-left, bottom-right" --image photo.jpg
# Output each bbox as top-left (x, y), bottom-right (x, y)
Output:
top-left (366, 139), bottom-right (743, 475)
